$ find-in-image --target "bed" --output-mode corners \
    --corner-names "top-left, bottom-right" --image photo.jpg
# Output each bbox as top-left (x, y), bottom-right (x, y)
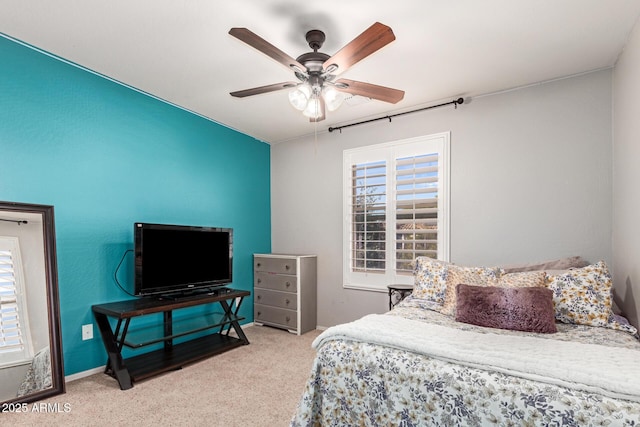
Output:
top-left (291, 258), bottom-right (640, 426)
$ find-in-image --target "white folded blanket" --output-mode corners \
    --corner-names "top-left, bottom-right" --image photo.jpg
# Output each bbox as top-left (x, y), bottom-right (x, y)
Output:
top-left (313, 314), bottom-right (640, 402)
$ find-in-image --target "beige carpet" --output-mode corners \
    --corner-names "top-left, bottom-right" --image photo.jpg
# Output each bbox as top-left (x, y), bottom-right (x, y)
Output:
top-left (3, 325), bottom-right (322, 427)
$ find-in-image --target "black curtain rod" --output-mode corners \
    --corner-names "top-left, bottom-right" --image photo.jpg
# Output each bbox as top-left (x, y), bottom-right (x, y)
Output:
top-left (328, 97), bottom-right (465, 133)
top-left (0, 218), bottom-right (28, 225)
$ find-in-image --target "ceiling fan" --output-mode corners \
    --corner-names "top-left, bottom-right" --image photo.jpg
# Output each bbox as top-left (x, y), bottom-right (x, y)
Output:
top-left (229, 22), bottom-right (405, 122)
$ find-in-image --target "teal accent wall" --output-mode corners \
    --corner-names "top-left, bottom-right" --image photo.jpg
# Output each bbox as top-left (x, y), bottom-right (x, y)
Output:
top-left (0, 35), bottom-right (271, 375)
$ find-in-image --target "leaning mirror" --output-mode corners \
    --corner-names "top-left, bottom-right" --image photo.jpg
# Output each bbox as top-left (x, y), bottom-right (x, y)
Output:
top-left (0, 201), bottom-right (64, 404)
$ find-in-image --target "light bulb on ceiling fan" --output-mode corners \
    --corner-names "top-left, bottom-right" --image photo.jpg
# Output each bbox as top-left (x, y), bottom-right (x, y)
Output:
top-left (302, 93), bottom-right (322, 119)
top-left (323, 86), bottom-right (345, 112)
top-left (288, 85), bottom-right (311, 111)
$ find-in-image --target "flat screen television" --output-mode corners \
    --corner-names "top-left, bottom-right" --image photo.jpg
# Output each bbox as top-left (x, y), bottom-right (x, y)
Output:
top-left (134, 222), bottom-right (233, 297)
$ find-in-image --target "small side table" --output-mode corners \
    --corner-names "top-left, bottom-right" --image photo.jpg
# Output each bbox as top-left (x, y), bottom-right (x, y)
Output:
top-left (387, 284), bottom-right (413, 310)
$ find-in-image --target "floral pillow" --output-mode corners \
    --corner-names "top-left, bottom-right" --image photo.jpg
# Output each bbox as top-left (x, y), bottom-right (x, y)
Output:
top-left (498, 271), bottom-right (547, 288)
top-left (412, 257), bottom-right (449, 305)
top-left (439, 265), bottom-right (502, 316)
top-left (545, 260), bottom-right (613, 327)
top-left (608, 314), bottom-right (639, 336)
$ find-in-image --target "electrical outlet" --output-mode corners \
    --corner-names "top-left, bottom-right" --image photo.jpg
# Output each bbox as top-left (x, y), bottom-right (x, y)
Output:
top-left (82, 324), bottom-right (93, 340)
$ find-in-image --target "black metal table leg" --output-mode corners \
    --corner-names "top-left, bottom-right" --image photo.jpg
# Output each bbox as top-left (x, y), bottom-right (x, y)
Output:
top-left (93, 311), bottom-right (133, 390)
top-left (220, 299), bottom-right (249, 344)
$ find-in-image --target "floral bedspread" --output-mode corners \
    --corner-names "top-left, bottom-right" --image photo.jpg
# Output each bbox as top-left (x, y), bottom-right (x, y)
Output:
top-left (290, 305), bottom-right (640, 427)
top-left (16, 346), bottom-right (51, 397)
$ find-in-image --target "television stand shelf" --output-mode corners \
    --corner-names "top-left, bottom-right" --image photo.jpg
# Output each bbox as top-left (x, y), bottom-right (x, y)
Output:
top-left (92, 288), bottom-right (250, 390)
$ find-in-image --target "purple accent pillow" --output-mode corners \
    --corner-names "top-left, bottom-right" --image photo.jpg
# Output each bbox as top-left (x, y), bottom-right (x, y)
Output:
top-left (455, 284), bottom-right (557, 333)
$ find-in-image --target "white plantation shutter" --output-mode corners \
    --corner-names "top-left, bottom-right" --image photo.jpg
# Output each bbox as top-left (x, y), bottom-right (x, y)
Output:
top-left (395, 153), bottom-right (440, 272)
top-left (350, 160), bottom-right (387, 273)
top-left (343, 133), bottom-right (449, 291)
top-left (0, 237), bottom-right (32, 365)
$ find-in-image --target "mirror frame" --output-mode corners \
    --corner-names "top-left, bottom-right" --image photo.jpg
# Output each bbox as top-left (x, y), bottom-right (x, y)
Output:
top-left (1, 201), bottom-right (65, 404)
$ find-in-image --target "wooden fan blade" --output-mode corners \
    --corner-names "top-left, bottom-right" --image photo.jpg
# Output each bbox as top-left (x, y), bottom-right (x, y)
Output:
top-left (230, 82), bottom-right (298, 98)
top-left (335, 79), bottom-right (404, 104)
top-left (229, 28), bottom-right (306, 73)
top-left (323, 22), bottom-right (395, 75)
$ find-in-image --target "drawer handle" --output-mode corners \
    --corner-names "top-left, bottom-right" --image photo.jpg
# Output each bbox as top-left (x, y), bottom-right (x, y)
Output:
top-left (257, 295), bottom-right (261, 300)
top-left (285, 265), bottom-right (290, 270)
top-left (285, 281), bottom-right (291, 288)
top-left (257, 311), bottom-right (261, 316)
top-left (286, 316), bottom-right (290, 322)
top-left (257, 278), bottom-right (262, 284)
top-left (256, 263), bottom-right (261, 268)
top-left (285, 299), bottom-right (290, 305)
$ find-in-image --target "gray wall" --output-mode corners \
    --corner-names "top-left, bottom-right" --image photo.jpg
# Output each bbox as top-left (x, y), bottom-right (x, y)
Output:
top-left (271, 69), bottom-right (613, 329)
top-left (613, 16), bottom-right (640, 328)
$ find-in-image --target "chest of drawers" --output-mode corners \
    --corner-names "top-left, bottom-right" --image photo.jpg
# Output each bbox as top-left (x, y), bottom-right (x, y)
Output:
top-left (253, 254), bottom-right (317, 335)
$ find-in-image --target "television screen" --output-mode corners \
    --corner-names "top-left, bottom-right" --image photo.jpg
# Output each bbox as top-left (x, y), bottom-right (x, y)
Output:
top-left (134, 222), bottom-right (233, 297)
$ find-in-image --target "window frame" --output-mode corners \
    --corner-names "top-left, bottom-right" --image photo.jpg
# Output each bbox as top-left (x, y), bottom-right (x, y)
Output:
top-left (342, 132), bottom-right (450, 292)
top-left (0, 236), bottom-right (34, 367)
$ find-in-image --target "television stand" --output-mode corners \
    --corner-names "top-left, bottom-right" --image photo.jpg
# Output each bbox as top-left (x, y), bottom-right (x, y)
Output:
top-left (158, 286), bottom-right (231, 301)
top-left (92, 288), bottom-right (250, 390)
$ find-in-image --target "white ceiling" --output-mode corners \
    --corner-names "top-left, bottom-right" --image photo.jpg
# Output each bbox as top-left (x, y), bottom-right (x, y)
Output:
top-left (2, 0), bottom-right (640, 144)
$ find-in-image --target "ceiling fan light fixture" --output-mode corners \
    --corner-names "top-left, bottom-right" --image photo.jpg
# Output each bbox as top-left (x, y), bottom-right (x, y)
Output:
top-left (288, 85), bottom-right (311, 111)
top-left (323, 86), bottom-right (345, 112)
top-left (302, 94), bottom-right (322, 119)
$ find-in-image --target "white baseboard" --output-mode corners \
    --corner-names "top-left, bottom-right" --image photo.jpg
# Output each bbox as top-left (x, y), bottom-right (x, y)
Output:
top-left (65, 366), bottom-right (104, 383)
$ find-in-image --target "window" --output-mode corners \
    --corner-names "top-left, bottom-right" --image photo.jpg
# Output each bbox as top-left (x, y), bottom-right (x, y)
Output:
top-left (0, 236), bottom-right (32, 366)
top-left (343, 132), bottom-right (450, 291)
